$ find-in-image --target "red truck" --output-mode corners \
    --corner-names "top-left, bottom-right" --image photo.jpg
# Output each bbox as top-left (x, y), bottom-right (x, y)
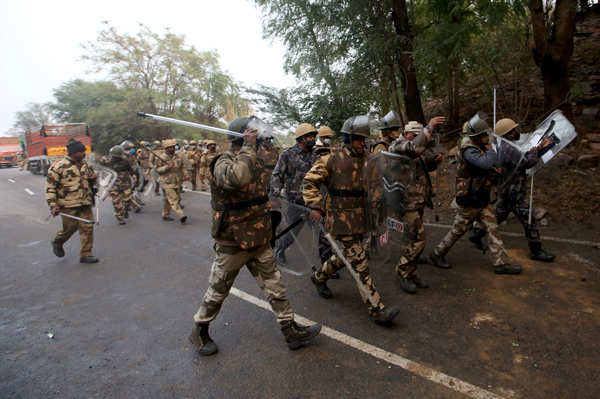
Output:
top-left (25, 124), bottom-right (92, 175)
top-left (0, 137), bottom-right (22, 168)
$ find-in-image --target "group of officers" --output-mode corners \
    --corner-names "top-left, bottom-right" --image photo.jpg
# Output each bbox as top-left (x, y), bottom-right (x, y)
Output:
top-left (44, 110), bottom-right (556, 356)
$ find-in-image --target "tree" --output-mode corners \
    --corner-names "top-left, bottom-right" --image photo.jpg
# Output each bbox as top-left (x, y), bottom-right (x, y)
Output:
top-left (528, 0), bottom-right (577, 113)
top-left (13, 102), bottom-right (53, 131)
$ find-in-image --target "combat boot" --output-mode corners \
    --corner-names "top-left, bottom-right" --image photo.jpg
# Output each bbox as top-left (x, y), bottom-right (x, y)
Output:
top-left (189, 323), bottom-right (218, 356)
top-left (162, 216), bottom-right (174, 221)
top-left (180, 216), bottom-right (188, 224)
top-left (396, 274), bottom-right (417, 294)
top-left (280, 320), bottom-right (321, 350)
top-left (371, 306), bottom-right (401, 326)
top-left (52, 242), bottom-right (65, 258)
top-left (529, 243), bottom-right (555, 262)
top-left (429, 251), bottom-right (451, 269)
top-left (468, 228), bottom-right (486, 250)
top-left (410, 275), bottom-right (429, 289)
top-left (494, 264), bottom-right (522, 275)
top-left (80, 256), bottom-right (99, 264)
top-left (118, 220), bottom-right (126, 225)
top-left (310, 272), bottom-right (332, 299)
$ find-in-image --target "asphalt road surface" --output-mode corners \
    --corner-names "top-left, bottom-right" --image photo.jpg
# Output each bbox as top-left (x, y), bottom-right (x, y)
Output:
top-left (1, 167), bottom-right (599, 399)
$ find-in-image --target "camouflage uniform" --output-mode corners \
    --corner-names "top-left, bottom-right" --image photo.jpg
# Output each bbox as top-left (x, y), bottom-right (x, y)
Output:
top-left (271, 143), bottom-right (317, 255)
top-left (198, 149), bottom-right (219, 191)
top-left (136, 147), bottom-right (153, 189)
top-left (187, 147), bottom-right (203, 190)
top-left (45, 156), bottom-right (95, 257)
top-left (194, 142), bottom-right (294, 325)
top-left (303, 144), bottom-right (386, 316)
top-left (100, 156), bottom-right (136, 221)
top-left (149, 147), bottom-right (163, 195)
top-left (388, 135), bottom-right (439, 279)
top-left (433, 139), bottom-right (511, 267)
top-left (155, 150), bottom-right (186, 219)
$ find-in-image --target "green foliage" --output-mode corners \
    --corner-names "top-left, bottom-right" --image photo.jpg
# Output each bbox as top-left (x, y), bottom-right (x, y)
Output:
top-left (13, 102), bottom-right (53, 132)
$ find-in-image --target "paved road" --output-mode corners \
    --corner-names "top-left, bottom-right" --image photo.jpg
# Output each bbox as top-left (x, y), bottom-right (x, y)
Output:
top-left (1, 167), bottom-right (599, 398)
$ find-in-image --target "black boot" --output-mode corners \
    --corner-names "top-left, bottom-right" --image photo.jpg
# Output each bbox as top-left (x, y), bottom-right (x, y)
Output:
top-left (281, 320), bottom-right (321, 350)
top-left (162, 216), bottom-right (174, 221)
top-left (118, 220), bottom-right (126, 225)
top-left (189, 323), bottom-right (218, 356)
top-left (371, 306), bottom-right (401, 326)
top-left (397, 274), bottom-right (417, 294)
top-left (180, 216), bottom-right (188, 224)
top-left (52, 242), bottom-right (65, 258)
top-left (310, 272), bottom-right (332, 299)
top-left (429, 251), bottom-right (451, 269)
top-left (410, 275), bottom-right (429, 289)
top-left (529, 242), bottom-right (555, 262)
top-left (494, 264), bottom-right (522, 275)
top-left (80, 256), bottom-right (99, 264)
top-left (468, 228), bottom-right (486, 250)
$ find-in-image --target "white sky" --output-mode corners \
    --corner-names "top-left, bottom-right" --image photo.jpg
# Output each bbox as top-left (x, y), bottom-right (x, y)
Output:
top-left (0, 0), bottom-right (296, 135)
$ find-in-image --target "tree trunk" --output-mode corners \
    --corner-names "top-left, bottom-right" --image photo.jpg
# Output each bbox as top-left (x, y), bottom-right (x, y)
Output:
top-left (390, 0), bottom-right (426, 123)
top-left (529, 0), bottom-right (576, 114)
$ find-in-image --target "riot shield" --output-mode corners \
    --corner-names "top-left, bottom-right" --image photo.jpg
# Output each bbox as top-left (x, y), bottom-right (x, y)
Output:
top-left (275, 199), bottom-right (321, 276)
top-left (86, 155), bottom-right (118, 224)
top-left (491, 135), bottom-right (527, 190)
top-left (373, 150), bottom-right (416, 266)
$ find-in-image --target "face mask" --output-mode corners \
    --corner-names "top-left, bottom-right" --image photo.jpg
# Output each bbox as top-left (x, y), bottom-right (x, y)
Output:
top-left (478, 135), bottom-right (490, 145)
top-left (322, 138), bottom-right (331, 146)
top-left (304, 137), bottom-right (316, 150)
top-left (129, 149), bottom-right (136, 155)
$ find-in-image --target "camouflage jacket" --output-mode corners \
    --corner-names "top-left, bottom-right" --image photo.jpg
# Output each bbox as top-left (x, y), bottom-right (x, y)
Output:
top-left (496, 140), bottom-right (539, 198)
top-left (369, 139), bottom-right (390, 154)
top-left (155, 150), bottom-right (187, 188)
top-left (389, 135), bottom-right (438, 209)
top-left (45, 157), bottom-right (95, 208)
top-left (271, 143), bottom-right (317, 204)
top-left (99, 156), bottom-right (134, 191)
top-left (199, 150), bottom-right (219, 170)
top-left (137, 148), bottom-right (152, 169)
top-left (303, 144), bottom-right (368, 236)
top-left (186, 149), bottom-right (201, 167)
top-left (210, 143), bottom-right (271, 250)
top-left (258, 143), bottom-right (280, 182)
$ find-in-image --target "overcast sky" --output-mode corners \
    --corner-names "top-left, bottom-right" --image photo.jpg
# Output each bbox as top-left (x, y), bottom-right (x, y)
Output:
top-left (0, 0), bottom-right (295, 135)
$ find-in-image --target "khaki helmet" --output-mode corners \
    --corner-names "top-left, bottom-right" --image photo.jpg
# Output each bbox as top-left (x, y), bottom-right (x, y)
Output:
top-left (183, 139), bottom-right (189, 145)
top-left (318, 125), bottom-right (334, 138)
top-left (295, 123), bottom-right (318, 139)
top-left (153, 140), bottom-right (160, 146)
top-left (162, 139), bottom-right (177, 148)
top-left (495, 118), bottom-right (519, 137)
top-left (205, 140), bottom-right (216, 146)
top-left (189, 140), bottom-right (197, 145)
top-left (462, 122), bottom-right (468, 134)
top-left (379, 110), bottom-right (403, 130)
top-left (341, 115), bottom-right (372, 138)
top-left (404, 121), bottom-right (424, 135)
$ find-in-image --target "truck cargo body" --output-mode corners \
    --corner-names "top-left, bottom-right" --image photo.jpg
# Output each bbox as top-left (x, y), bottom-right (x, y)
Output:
top-left (0, 137), bottom-right (21, 168)
top-left (25, 124), bottom-right (92, 175)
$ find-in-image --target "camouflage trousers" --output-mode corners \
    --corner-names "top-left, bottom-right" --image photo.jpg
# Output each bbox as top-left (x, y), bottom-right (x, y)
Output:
top-left (162, 187), bottom-right (184, 218)
top-left (194, 243), bottom-right (294, 325)
top-left (315, 235), bottom-right (384, 316)
top-left (395, 209), bottom-right (426, 279)
top-left (190, 166), bottom-right (199, 190)
top-left (198, 167), bottom-right (209, 191)
top-left (110, 187), bottom-right (132, 221)
top-left (435, 204), bottom-right (510, 267)
top-left (52, 205), bottom-right (94, 257)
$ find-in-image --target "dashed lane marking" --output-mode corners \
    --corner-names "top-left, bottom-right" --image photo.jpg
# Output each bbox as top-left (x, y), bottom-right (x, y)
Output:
top-left (425, 222), bottom-right (600, 248)
top-left (25, 188), bottom-right (35, 196)
top-left (8, 178), bottom-right (16, 183)
top-left (230, 287), bottom-right (507, 399)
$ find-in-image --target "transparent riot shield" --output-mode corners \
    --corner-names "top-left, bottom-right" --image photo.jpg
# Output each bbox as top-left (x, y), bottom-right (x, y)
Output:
top-left (491, 135), bottom-right (527, 191)
top-left (275, 199), bottom-right (321, 276)
top-left (525, 110), bottom-right (577, 173)
top-left (373, 150), bottom-right (416, 266)
top-left (86, 155), bottom-right (118, 224)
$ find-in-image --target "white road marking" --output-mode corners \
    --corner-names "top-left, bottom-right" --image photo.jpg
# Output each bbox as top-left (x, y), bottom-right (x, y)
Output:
top-left (8, 178), bottom-right (16, 183)
top-left (25, 188), bottom-right (35, 196)
top-left (425, 222), bottom-right (600, 248)
top-left (182, 188), bottom-right (211, 196)
top-left (18, 240), bottom-right (43, 248)
top-left (230, 287), bottom-right (507, 399)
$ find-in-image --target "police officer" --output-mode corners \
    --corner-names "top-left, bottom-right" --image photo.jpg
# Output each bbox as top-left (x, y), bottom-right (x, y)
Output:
top-left (198, 140), bottom-right (219, 191)
top-left (190, 117), bottom-right (321, 356)
top-left (100, 145), bottom-right (137, 225)
top-left (187, 140), bottom-right (203, 191)
top-left (155, 139), bottom-right (188, 224)
top-left (492, 118), bottom-right (555, 262)
top-left (371, 110), bottom-right (403, 153)
top-left (429, 115), bottom-right (522, 274)
top-left (46, 138), bottom-right (98, 263)
top-left (389, 119), bottom-right (444, 293)
top-left (303, 115), bottom-right (401, 325)
top-left (270, 123), bottom-right (318, 264)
